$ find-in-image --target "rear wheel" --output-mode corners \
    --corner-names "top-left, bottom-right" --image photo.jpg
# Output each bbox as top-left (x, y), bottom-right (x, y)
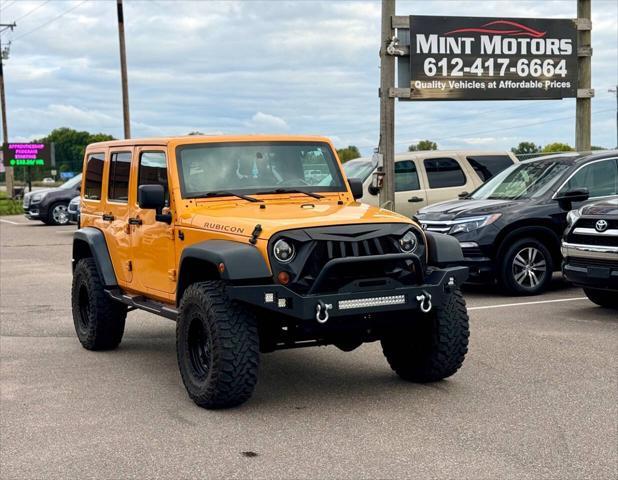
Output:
top-left (71, 258), bottom-right (127, 350)
top-left (498, 237), bottom-right (553, 295)
top-left (583, 288), bottom-right (618, 308)
top-left (176, 281), bottom-right (259, 409)
top-left (381, 289), bottom-right (469, 382)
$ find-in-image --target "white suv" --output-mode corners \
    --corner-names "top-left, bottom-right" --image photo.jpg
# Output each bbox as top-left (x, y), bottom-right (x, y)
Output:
top-left (344, 150), bottom-right (518, 217)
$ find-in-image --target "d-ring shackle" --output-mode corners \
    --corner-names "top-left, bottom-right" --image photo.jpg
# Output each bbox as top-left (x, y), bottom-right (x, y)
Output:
top-left (316, 301), bottom-right (333, 323)
top-left (416, 291), bottom-right (432, 313)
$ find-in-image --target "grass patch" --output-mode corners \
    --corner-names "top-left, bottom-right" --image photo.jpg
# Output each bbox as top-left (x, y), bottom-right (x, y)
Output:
top-left (0, 191), bottom-right (23, 216)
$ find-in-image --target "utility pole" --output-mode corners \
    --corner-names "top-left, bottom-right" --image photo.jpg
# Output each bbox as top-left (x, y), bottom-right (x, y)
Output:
top-left (0, 22), bottom-right (16, 197)
top-left (116, 0), bottom-right (131, 139)
top-left (575, 0), bottom-right (592, 152)
top-left (610, 85), bottom-right (618, 148)
top-left (379, 0), bottom-right (396, 210)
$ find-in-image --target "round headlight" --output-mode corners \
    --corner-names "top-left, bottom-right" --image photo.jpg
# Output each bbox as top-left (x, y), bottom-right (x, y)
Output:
top-left (273, 239), bottom-right (295, 263)
top-left (399, 230), bottom-right (418, 252)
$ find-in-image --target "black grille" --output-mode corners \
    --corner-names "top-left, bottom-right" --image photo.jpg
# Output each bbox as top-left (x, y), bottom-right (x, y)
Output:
top-left (565, 233), bottom-right (618, 247)
top-left (574, 218), bottom-right (618, 229)
top-left (269, 224), bottom-right (424, 294)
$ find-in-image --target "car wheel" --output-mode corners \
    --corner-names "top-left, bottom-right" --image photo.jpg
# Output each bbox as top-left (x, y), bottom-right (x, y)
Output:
top-left (177, 281), bottom-right (259, 409)
top-left (71, 258), bottom-right (127, 350)
top-left (48, 202), bottom-right (70, 225)
top-left (498, 237), bottom-right (553, 295)
top-left (381, 289), bottom-right (469, 382)
top-left (583, 288), bottom-right (618, 309)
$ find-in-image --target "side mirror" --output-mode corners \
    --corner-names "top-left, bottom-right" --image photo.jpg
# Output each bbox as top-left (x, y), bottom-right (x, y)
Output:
top-left (138, 184), bottom-right (171, 223)
top-left (555, 188), bottom-right (589, 210)
top-left (458, 191), bottom-right (469, 199)
top-left (348, 178), bottom-right (364, 200)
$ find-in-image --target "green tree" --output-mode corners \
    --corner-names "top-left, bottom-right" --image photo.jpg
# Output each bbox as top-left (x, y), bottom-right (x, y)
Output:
top-left (337, 145), bottom-right (361, 163)
top-left (408, 140), bottom-right (438, 152)
top-left (541, 142), bottom-right (574, 153)
top-left (511, 141), bottom-right (540, 155)
top-left (591, 146), bottom-right (606, 150)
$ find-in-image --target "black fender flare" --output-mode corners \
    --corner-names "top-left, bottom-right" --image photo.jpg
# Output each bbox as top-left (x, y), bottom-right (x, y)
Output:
top-left (424, 231), bottom-right (464, 267)
top-left (72, 227), bottom-right (118, 287)
top-left (177, 240), bottom-right (272, 303)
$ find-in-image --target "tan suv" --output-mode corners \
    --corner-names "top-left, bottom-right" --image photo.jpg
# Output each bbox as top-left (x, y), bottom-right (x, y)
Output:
top-left (344, 150), bottom-right (518, 216)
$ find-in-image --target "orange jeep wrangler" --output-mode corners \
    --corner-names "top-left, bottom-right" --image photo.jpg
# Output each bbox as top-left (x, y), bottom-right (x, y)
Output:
top-left (71, 135), bottom-right (470, 409)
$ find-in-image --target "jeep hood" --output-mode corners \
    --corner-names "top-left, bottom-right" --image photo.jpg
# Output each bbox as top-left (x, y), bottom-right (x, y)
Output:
top-left (182, 200), bottom-right (410, 238)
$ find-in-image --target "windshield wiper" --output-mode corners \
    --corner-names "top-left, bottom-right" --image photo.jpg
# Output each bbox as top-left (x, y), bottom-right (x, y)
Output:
top-left (256, 188), bottom-right (324, 199)
top-left (187, 191), bottom-right (262, 202)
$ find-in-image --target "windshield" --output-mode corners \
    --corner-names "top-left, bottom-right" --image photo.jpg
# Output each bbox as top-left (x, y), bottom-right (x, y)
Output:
top-left (342, 159), bottom-right (375, 182)
top-left (177, 142), bottom-right (346, 198)
top-left (59, 173), bottom-right (82, 190)
top-left (471, 160), bottom-right (571, 200)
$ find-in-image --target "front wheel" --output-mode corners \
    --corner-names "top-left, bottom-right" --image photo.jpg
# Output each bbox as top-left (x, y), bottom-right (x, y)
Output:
top-left (583, 288), bottom-right (618, 309)
top-left (381, 289), bottom-right (469, 382)
top-left (176, 281), bottom-right (260, 409)
top-left (47, 202), bottom-right (70, 225)
top-left (498, 237), bottom-right (553, 295)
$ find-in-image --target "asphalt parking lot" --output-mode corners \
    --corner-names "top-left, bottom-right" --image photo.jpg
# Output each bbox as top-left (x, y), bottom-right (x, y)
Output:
top-left (1, 215), bottom-right (616, 479)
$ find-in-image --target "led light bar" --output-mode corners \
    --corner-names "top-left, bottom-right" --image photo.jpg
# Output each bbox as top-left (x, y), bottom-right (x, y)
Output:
top-left (338, 295), bottom-right (406, 310)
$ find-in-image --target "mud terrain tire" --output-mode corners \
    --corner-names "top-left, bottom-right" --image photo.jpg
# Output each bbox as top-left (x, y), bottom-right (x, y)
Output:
top-left (177, 281), bottom-right (259, 409)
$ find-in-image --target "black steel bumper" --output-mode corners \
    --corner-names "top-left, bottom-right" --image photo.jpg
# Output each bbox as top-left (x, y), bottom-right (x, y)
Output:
top-left (228, 265), bottom-right (469, 321)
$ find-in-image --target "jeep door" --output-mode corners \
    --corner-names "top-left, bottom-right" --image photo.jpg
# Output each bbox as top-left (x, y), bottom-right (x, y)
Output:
top-left (102, 148), bottom-right (134, 285)
top-left (129, 148), bottom-right (176, 301)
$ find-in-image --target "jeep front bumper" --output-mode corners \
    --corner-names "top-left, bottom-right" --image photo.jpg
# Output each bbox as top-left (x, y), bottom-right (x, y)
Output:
top-left (228, 265), bottom-right (468, 321)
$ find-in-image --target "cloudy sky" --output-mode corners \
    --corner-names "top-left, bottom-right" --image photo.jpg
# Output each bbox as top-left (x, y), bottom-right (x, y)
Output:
top-left (1, 0), bottom-right (617, 154)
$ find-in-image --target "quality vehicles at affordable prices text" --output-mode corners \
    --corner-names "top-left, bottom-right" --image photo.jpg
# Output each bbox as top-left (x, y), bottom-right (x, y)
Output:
top-left (562, 197), bottom-right (618, 308)
top-left (71, 135), bottom-right (470, 408)
top-left (416, 151), bottom-right (618, 295)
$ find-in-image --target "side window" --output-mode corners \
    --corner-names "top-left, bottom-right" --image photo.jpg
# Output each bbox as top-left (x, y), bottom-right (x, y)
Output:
top-left (84, 153), bottom-right (104, 200)
top-left (108, 152), bottom-right (132, 202)
top-left (424, 157), bottom-right (466, 188)
top-left (139, 151), bottom-right (169, 204)
top-left (559, 159), bottom-right (618, 198)
top-left (466, 155), bottom-right (514, 182)
top-left (395, 160), bottom-right (420, 191)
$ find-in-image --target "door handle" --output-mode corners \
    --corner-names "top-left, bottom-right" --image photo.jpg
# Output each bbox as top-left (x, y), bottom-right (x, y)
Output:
top-left (102, 214), bottom-right (115, 221)
top-left (128, 217), bottom-right (142, 226)
top-left (408, 196), bottom-right (424, 203)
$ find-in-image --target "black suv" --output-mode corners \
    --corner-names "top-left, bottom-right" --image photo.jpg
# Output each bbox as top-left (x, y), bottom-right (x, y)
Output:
top-left (562, 197), bottom-right (618, 308)
top-left (416, 151), bottom-right (618, 295)
top-left (22, 174), bottom-right (82, 226)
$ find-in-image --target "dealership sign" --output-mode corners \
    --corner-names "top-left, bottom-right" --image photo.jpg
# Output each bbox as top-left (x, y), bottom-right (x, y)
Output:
top-left (408, 16), bottom-right (578, 100)
top-left (2, 143), bottom-right (51, 167)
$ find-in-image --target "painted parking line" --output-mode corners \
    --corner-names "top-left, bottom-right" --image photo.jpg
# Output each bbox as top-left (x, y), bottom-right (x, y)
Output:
top-left (468, 297), bottom-right (587, 311)
top-left (0, 218), bottom-right (22, 225)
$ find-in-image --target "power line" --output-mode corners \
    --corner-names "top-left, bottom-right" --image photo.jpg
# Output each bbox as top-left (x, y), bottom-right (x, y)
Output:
top-left (12, 0), bottom-right (88, 42)
top-left (13, 0), bottom-right (52, 23)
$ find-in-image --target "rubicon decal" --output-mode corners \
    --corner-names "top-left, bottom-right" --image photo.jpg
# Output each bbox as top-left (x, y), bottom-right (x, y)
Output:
top-left (408, 15), bottom-right (578, 100)
top-left (204, 222), bottom-right (245, 234)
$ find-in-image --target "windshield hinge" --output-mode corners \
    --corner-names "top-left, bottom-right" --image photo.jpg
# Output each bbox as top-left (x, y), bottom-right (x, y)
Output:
top-left (249, 224), bottom-right (262, 245)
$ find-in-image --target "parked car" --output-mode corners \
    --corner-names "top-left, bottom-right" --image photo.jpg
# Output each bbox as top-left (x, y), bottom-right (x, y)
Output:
top-left (343, 150), bottom-right (518, 217)
top-left (22, 173), bottom-right (82, 225)
top-left (68, 195), bottom-right (81, 225)
top-left (416, 151), bottom-right (618, 295)
top-left (72, 135), bottom-right (470, 409)
top-left (562, 197), bottom-right (618, 308)
top-left (42, 177), bottom-right (55, 184)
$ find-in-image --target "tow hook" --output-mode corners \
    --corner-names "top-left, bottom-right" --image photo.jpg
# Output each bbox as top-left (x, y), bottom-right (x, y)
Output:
top-left (316, 300), bottom-right (333, 323)
top-left (416, 291), bottom-right (432, 313)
